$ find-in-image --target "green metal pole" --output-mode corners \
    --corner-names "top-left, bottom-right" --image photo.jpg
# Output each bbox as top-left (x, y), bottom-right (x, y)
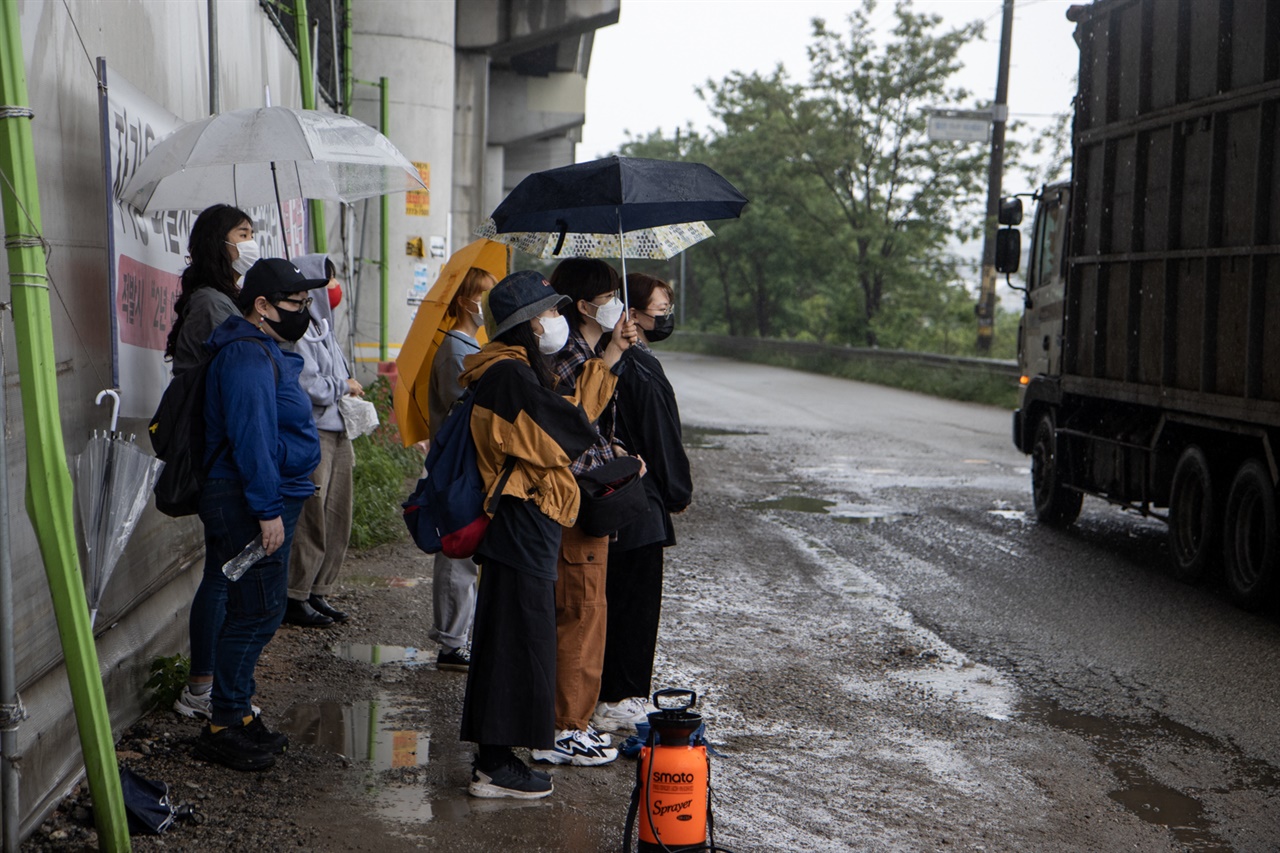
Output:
top-left (0, 2), bottom-right (129, 850)
top-left (379, 76), bottom-right (389, 362)
top-left (293, 0), bottom-right (327, 253)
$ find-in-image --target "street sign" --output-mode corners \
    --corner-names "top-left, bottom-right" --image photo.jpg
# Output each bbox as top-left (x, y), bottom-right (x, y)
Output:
top-left (927, 114), bottom-right (990, 142)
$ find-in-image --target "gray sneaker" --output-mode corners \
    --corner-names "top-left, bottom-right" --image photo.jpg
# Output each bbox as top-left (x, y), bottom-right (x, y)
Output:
top-left (173, 685), bottom-right (260, 720)
top-left (173, 685), bottom-right (211, 720)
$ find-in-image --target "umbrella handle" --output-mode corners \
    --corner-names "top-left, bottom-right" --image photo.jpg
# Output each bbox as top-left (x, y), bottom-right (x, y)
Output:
top-left (95, 389), bottom-right (121, 433)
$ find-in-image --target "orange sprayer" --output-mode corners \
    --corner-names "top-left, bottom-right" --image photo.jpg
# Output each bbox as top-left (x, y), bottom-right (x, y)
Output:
top-left (624, 688), bottom-right (725, 853)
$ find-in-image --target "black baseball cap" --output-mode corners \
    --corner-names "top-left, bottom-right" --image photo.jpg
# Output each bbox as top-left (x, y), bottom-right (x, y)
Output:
top-left (237, 257), bottom-right (330, 311)
top-left (489, 269), bottom-right (570, 338)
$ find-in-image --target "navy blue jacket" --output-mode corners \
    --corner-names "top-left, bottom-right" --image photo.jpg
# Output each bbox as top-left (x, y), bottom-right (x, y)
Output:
top-left (203, 315), bottom-right (320, 518)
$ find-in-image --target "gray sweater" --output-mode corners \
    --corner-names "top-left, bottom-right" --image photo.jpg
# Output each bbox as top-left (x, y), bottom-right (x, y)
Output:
top-left (427, 330), bottom-right (480, 440)
top-left (172, 287), bottom-right (238, 375)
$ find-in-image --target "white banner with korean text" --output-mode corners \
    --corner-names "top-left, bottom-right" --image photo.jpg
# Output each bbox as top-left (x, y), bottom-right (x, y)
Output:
top-left (99, 59), bottom-right (305, 418)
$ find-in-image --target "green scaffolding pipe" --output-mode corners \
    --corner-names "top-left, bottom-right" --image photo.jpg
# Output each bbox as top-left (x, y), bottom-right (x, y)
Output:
top-left (0, 1), bottom-right (129, 849)
top-left (293, 0), bottom-right (327, 253)
top-left (379, 76), bottom-right (388, 362)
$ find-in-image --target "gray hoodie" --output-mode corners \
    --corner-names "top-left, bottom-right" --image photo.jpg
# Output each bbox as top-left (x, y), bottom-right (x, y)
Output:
top-left (293, 253), bottom-right (351, 433)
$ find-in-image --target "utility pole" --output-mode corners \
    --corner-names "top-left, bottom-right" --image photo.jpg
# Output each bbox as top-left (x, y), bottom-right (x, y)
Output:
top-left (976, 0), bottom-right (1015, 355)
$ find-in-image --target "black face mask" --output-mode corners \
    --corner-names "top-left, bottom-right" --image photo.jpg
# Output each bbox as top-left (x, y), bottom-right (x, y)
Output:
top-left (264, 305), bottom-right (312, 342)
top-left (646, 314), bottom-right (675, 342)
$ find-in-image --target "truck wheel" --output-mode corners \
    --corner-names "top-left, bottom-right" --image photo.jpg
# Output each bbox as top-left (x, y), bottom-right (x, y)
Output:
top-left (1222, 459), bottom-right (1279, 610)
top-left (1031, 414), bottom-right (1082, 527)
top-left (1167, 446), bottom-right (1217, 583)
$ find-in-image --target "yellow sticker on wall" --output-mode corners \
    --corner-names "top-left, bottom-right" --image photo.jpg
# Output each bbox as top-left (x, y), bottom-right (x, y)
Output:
top-left (406, 162), bottom-right (430, 215)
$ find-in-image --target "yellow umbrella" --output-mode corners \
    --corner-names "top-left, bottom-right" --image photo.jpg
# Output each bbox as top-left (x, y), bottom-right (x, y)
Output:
top-left (393, 238), bottom-right (509, 446)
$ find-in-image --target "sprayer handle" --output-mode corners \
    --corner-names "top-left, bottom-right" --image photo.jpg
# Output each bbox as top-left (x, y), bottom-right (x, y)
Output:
top-left (652, 688), bottom-right (697, 712)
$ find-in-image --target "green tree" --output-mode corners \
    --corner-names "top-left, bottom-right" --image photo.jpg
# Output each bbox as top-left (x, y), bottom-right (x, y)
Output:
top-left (617, 1), bottom-right (1019, 355)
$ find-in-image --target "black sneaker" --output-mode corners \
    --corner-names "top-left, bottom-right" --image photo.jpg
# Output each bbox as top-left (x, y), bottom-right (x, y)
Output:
top-left (193, 724), bottom-right (276, 771)
top-left (437, 647), bottom-right (470, 672)
top-left (468, 756), bottom-right (553, 799)
top-left (243, 715), bottom-right (289, 754)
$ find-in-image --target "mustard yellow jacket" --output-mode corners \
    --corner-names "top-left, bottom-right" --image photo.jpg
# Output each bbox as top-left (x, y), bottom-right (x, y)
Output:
top-left (459, 343), bottom-right (619, 527)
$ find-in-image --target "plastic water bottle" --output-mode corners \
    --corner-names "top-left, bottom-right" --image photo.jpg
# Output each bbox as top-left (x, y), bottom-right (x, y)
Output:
top-left (222, 535), bottom-right (266, 581)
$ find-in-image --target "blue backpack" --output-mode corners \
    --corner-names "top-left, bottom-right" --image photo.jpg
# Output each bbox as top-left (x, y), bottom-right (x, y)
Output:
top-left (402, 390), bottom-right (512, 558)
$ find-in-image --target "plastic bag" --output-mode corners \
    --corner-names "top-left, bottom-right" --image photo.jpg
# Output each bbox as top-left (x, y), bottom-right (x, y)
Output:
top-left (338, 395), bottom-right (379, 439)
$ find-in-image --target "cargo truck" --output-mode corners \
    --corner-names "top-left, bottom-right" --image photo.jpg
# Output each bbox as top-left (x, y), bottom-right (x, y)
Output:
top-left (1003, 0), bottom-right (1280, 610)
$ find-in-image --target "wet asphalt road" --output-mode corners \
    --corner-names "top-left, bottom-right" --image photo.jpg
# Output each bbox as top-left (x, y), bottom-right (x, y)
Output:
top-left (651, 352), bottom-right (1280, 852)
top-left (360, 351), bottom-right (1280, 851)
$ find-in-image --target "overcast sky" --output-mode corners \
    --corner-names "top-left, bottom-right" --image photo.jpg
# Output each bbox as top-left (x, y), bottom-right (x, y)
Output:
top-left (578, 0), bottom-right (1081, 168)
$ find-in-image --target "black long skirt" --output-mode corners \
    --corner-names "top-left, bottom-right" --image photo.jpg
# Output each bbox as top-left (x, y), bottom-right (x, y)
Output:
top-left (460, 558), bottom-right (557, 749)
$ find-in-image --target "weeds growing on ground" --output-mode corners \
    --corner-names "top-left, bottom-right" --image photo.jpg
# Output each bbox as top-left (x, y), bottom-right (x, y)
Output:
top-left (351, 377), bottom-right (423, 549)
top-left (145, 654), bottom-right (190, 709)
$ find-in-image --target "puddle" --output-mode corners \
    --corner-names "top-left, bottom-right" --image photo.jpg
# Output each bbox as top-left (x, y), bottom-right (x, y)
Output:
top-left (748, 496), bottom-right (835, 513)
top-left (1022, 698), bottom-right (1280, 849)
top-left (279, 695), bottom-right (550, 830)
top-left (278, 696), bottom-right (429, 770)
top-left (332, 643), bottom-right (431, 666)
top-left (748, 496), bottom-right (911, 523)
top-left (343, 575), bottom-right (424, 588)
top-left (682, 424), bottom-right (760, 449)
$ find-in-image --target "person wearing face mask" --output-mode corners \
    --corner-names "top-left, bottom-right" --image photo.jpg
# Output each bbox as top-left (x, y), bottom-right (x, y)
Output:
top-left (165, 203), bottom-right (259, 376)
top-left (456, 270), bottom-right (635, 799)
top-left (170, 203), bottom-right (262, 721)
top-left (525, 258), bottom-right (639, 768)
top-left (283, 254), bottom-right (364, 628)
top-left (425, 267), bottom-right (497, 669)
top-left (190, 258), bottom-right (327, 771)
top-left (594, 273), bottom-right (693, 735)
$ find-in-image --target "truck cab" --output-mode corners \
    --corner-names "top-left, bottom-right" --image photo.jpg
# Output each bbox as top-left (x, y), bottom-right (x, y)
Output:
top-left (1017, 182), bottom-right (1069, 385)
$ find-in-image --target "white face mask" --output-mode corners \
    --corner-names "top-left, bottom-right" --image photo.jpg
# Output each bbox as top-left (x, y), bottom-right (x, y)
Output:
top-left (536, 314), bottom-right (570, 354)
top-left (226, 238), bottom-right (261, 276)
top-left (591, 296), bottom-right (624, 331)
top-left (469, 299), bottom-right (485, 327)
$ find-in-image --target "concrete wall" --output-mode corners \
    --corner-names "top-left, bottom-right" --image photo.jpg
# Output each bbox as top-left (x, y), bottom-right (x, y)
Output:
top-left (348, 0), bottom-right (456, 374)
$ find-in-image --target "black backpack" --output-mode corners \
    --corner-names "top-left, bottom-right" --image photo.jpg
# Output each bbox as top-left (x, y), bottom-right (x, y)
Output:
top-left (149, 337), bottom-right (274, 517)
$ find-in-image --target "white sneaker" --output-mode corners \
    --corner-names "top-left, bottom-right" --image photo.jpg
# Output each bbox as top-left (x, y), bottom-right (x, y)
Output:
top-left (173, 685), bottom-right (211, 720)
top-left (530, 729), bottom-right (619, 766)
top-left (173, 685), bottom-right (260, 720)
top-left (585, 723), bottom-right (612, 747)
top-left (591, 697), bottom-right (651, 733)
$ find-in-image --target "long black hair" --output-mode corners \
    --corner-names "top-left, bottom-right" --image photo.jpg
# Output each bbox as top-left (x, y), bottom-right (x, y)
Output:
top-left (164, 203), bottom-right (251, 358)
top-left (496, 320), bottom-right (557, 390)
top-left (548, 258), bottom-right (619, 332)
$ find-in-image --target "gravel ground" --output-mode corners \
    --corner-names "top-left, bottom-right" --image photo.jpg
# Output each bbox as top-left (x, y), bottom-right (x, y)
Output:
top-left (19, 538), bottom-right (478, 853)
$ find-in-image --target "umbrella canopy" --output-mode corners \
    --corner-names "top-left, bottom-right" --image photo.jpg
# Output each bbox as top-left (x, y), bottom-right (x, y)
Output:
top-left (474, 217), bottom-right (715, 260)
top-left (488, 155), bottom-right (747, 236)
top-left (120, 106), bottom-right (426, 213)
top-left (393, 239), bottom-right (509, 447)
top-left (76, 429), bottom-right (164, 627)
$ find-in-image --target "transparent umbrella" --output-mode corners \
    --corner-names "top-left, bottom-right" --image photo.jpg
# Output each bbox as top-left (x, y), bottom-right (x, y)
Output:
top-left (76, 391), bottom-right (165, 627)
top-left (119, 106), bottom-right (427, 248)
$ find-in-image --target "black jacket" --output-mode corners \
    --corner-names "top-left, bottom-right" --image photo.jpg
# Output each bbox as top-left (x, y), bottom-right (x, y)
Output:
top-left (613, 344), bottom-right (692, 550)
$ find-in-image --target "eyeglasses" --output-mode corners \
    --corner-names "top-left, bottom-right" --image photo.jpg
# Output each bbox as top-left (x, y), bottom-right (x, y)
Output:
top-left (645, 303), bottom-right (675, 318)
top-left (278, 295), bottom-right (313, 310)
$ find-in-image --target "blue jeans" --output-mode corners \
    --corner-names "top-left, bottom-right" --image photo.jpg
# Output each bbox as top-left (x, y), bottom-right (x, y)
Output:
top-left (198, 479), bottom-right (304, 726)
